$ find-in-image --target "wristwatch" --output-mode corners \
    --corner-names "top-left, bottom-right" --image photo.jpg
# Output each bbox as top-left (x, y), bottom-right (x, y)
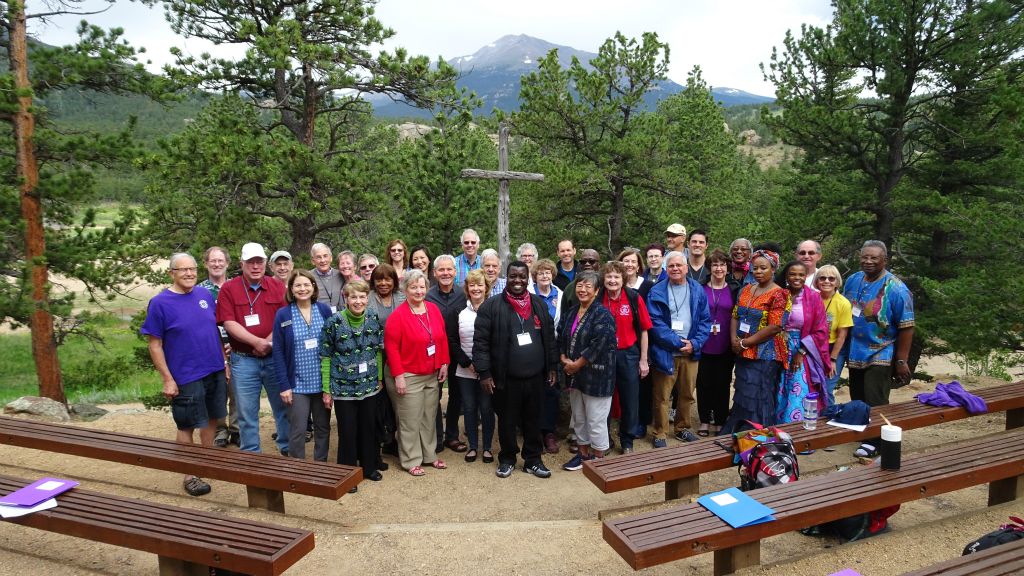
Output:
top-left (895, 359), bottom-right (907, 366)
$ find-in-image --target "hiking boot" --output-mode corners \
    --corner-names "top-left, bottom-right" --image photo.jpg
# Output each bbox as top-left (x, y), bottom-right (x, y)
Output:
top-left (543, 433), bottom-right (559, 454)
top-left (183, 476), bottom-right (211, 497)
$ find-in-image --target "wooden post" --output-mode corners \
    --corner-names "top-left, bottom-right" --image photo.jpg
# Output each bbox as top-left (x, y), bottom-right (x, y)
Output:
top-left (713, 541), bottom-right (761, 576)
top-left (246, 486), bottom-right (286, 513)
top-left (665, 475), bottom-right (700, 501)
top-left (461, 123), bottom-right (543, 268)
top-left (158, 556), bottom-right (210, 576)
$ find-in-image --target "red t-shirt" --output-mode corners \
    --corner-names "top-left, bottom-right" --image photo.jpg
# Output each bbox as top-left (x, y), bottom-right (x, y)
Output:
top-left (215, 276), bottom-right (286, 354)
top-left (601, 290), bottom-right (653, 349)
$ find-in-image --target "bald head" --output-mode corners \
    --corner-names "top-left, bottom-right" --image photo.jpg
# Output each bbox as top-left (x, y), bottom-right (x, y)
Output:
top-left (579, 249), bottom-right (600, 271)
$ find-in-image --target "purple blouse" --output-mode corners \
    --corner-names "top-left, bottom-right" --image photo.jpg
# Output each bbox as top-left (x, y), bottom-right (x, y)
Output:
top-left (702, 284), bottom-right (733, 355)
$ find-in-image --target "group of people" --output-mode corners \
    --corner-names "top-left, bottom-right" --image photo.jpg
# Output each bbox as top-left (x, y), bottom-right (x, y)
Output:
top-left (141, 225), bottom-right (915, 494)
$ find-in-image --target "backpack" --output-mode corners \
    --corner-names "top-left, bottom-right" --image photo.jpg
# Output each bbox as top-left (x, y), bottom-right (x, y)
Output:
top-left (800, 464), bottom-right (900, 542)
top-left (737, 431), bottom-right (800, 491)
top-left (962, 516), bottom-right (1024, 555)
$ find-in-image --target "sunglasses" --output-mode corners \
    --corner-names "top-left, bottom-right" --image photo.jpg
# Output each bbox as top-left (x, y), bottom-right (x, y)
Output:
top-left (797, 250), bottom-right (818, 256)
top-left (580, 258), bottom-right (598, 264)
top-left (818, 276), bottom-right (837, 281)
top-left (360, 265), bottom-right (376, 270)
top-left (390, 247), bottom-right (404, 252)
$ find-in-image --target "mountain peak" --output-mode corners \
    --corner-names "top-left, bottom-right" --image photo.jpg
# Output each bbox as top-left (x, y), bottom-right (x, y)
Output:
top-left (449, 34), bottom-right (593, 72)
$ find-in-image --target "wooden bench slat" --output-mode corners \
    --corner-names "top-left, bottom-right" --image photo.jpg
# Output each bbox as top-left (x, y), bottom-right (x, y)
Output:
top-left (585, 381), bottom-right (1024, 495)
top-left (0, 416), bottom-right (361, 500)
top-left (0, 475), bottom-right (314, 576)
top-left (899, 539), bottom-right (1024, 576)
top-left (603, 428), bottom-right (1024, 570)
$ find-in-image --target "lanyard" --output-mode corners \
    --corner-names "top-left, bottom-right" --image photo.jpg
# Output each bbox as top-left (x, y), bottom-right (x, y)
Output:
top-left (317, 270), bottom-right (334, 304)
top-left (824, 294), bottom-right (836, 318)
top-left (709, 285), bottom-right (724, 318)
top-left (668, 282), bottom-right (688, 316)
top-left (411, 304), bottom-right (433, 344)
top-left (245, 283), bottom-right (263, 314)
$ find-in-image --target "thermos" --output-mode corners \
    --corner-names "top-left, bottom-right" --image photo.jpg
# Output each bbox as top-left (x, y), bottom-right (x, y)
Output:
top-left (880, 424), bottom-right (902, 470)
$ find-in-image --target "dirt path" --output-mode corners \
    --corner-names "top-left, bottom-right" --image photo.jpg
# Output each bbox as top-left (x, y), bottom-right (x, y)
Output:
top-left (0, 371), bottom-right (1020, 575)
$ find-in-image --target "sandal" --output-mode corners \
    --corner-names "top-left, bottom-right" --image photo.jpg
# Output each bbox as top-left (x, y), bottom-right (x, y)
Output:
top-left (697, 426), bottom-right (710, 437)
top-left (444, 439), bottom-right (469, 453)
top-left (408, 466), bottom-right (426, 476)
top-left (854, 443), bottom-right (879, 458)
top-left (482, 450), bottom-right (494, 463)
top-left (430, 459), bottom-right (447, 469)
top-left (465, 450), bottom-right (478, 463)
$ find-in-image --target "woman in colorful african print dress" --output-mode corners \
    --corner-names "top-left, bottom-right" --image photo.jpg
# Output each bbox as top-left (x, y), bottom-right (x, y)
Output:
top-left (775, 261), bottom-right (831, 426)
top-left (719, 250), bottom-right (790, 435)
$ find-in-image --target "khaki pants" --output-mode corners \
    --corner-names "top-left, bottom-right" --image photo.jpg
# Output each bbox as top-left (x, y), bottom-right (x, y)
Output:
top-left (387, 372), bottom-right (439, 470)
top-left (652, 356), bottom-right (699, 439)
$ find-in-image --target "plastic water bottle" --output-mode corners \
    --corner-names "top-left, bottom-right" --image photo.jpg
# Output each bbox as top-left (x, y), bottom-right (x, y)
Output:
top-left (802, 392), bottom-right (819, 430)
top-left (880, 425), bottom-right (902, 470)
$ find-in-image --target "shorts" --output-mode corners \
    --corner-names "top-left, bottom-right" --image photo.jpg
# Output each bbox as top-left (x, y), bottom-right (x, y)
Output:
top-left (171, 370), bottom-right (228, 431)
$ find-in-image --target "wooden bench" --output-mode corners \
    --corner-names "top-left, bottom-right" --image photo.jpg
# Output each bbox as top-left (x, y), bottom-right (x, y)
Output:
top-left (603, 427), bottom-right (1024, 575)
top-left (1, 474), bottom-right (314, 575)
top-left (899, 538), bottom-right (1024, 576)
top-left (585, 380), bottom-right (1024, 501)
top-left (0, 416), bottom-right (361, 513)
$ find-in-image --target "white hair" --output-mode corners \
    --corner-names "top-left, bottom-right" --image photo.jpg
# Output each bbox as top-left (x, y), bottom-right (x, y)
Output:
top-left (434, 254), bottom-right (456, 268)
top-left (310, 242), bottom-right (331, 256)
top-left (169, 252), bottom-right (196, 269)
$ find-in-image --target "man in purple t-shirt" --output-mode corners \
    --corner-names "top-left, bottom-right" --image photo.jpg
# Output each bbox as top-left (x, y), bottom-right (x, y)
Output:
top-left (141, 253), bottom-right (227, 497)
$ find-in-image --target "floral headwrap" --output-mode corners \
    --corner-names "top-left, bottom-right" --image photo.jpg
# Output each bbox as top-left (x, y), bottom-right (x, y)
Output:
top-left (751, 249), bottom-right (780, 269)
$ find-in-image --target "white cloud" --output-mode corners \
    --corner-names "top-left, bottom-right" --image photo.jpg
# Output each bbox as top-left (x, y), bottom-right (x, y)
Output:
top-left (30, 0), bottom-right (834, 96)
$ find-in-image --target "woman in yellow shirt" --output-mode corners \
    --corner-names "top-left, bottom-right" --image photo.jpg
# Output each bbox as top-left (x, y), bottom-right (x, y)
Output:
top-left (814, 264), bottom-right (854, 405)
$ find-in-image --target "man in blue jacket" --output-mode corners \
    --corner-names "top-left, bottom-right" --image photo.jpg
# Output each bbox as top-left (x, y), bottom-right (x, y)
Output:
top-left (646, 251), bottom-right (711, 447)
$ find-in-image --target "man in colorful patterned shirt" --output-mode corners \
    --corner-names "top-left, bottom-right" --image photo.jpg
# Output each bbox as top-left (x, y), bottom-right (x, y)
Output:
top-left (843, 240), bottom-right (915, 458)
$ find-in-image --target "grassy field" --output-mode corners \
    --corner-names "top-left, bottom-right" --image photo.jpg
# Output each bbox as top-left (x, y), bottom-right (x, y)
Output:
top-left (0, 313), bottom-right (162, 405)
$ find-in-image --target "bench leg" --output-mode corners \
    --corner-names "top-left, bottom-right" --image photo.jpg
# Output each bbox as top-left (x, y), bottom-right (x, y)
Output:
top-left (665, 475), bottom-right (699, 501)
top-left (246, 486), bottom-right (285, 513)
top-left (158, 556), bottom-right (210, 576)
top-left (988, 475), bottom-right (1024, 506)
top-left (1007, 407), bottom-right (1024, 430)
top-left (713, 540), bottom-right (760, 576)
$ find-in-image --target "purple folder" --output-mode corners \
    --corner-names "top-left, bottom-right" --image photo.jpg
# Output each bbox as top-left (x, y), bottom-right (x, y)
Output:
top-left (0, 477), bottom-right (79, 507)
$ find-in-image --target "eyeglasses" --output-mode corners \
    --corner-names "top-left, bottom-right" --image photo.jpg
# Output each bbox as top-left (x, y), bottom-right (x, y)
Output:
top-left (390, 247), bottom-right (404, 252)
top-left (580, 258), bottom-right (598, 264)
top-left (171, 267), bottom-right (198, 273)
top-left (360, 264), bottom-right (376, 270)
top-left (797, 250), bottom-right (818, 256)
top-left (818, 276), bottom-right (837, 282)
top-left (462, 240), bottom-right (478, 245)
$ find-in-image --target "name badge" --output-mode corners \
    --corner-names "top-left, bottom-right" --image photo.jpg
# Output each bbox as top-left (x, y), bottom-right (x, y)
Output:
top-left (710, 322), bottom-right (721, 335)
top-left (426, 344), bottom-right (436, 357)
top-left (330, 306), bottom-right (338, 314)
top-left (304, 338), bottom-right (318, 350)
top-left (244, 314), bottom-right (260, 327)
top-left (852, 305), bottom-right (862, 317)
top-left (671, 319), bottom-right (686, 331)
top-left (358, 362), bottom-right (368, 374)
top-left (517, 332), bottom-right (533, 346)
top-left (738, 321), bottom-right (752, 333)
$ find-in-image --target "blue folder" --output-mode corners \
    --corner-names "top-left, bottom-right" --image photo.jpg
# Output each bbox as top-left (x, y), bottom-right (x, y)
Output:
top-left (697, 487), bottom-right (775, 528)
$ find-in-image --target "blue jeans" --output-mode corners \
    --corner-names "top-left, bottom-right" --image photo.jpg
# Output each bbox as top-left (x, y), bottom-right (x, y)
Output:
top-left (230, 353), bottom-right (289, 453)
top-left (457, 375), bottom-right (494, 451)
top-left (614, 345), bottom-right (641, 448)
top-left (825, 346), bottom-right (848, 407)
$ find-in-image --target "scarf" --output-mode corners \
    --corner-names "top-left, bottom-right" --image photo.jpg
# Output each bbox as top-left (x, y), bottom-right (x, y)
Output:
top-left (732, 260), bottom-right (750, 274)
top-left (504, 289), bottom-right (532, 321)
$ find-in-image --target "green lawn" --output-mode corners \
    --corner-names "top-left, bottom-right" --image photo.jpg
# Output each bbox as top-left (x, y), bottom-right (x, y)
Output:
top-left (0, 313), bottom-right (162, 405)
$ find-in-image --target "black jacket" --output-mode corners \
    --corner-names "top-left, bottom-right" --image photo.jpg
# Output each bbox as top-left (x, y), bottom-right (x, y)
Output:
top-left (472, 292), bottom-right (557, 387)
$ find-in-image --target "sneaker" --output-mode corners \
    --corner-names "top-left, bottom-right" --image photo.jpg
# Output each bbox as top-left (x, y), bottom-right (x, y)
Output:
top-left (543, 433), bottom-right (559, 454)
top-left (213, 436), bottom-right (228, 448)
top-left (227, 431), bottom-right (240, 446)
top-left (183, 476), bottom-right (211, 497)
top-left (523, 461), bottom-right (552, 478)
top-left (652, 438), bottom-right (668, 449)
top-left (562, 453), bottom-right (586, 471)
top-left (496, 462), bottom-right (515, 478)
top-left (675, 429), bottom-right (699, 442)
top-left (854, 443), bottom-right (878, 458)
top-left (621, 445), bottom-right (634, 455)
top-left (305, 430), bottom-right (313, 443)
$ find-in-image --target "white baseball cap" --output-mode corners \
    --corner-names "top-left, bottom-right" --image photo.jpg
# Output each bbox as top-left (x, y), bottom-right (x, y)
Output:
top-left (240, 242), bottom-right (268, 261)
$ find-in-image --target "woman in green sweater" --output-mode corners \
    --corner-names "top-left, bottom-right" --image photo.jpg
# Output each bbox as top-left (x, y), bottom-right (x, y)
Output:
top-left (320, 280), bottom-right (386, 486)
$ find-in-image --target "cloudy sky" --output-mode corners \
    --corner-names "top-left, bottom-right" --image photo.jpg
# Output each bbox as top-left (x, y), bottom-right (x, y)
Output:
top-left (30, 0), bottom-right (833, 96)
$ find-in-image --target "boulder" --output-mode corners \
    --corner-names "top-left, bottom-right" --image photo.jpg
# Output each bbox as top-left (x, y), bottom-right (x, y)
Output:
top-left (70, 403), bottom-right (109, 422)
top-left (739, 129), bottom-right (762, 146)
top-left (4, 396), bottom-right (71, 422)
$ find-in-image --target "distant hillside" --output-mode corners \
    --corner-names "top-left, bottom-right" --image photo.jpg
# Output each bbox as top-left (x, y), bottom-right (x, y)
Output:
top-left (371, 34), bottom-right (773, 118)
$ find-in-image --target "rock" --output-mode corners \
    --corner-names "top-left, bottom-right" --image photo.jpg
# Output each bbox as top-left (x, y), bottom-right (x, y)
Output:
top-left (4, 396), bottom-right (71, 422)
top-left (739, 129), bottom-right (762, 146)
top-left (70, 403), bottom-right (109, 422)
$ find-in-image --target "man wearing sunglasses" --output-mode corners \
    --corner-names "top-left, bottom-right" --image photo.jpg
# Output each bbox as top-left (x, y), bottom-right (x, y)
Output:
top-left (454, 228), bottom-right (482, 285)
top-left (796, 240), bottom-right (822, 289)
top-left (559, 248), bottom-right (602, 312)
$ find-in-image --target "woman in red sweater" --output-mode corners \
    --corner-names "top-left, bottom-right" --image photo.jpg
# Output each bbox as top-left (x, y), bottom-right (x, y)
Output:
top-left (384, 268), bottom-right (451, 476)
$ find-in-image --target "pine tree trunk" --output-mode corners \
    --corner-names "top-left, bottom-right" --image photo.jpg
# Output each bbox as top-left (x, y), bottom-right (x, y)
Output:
top-left (11, 3), bottom-right (66, 404)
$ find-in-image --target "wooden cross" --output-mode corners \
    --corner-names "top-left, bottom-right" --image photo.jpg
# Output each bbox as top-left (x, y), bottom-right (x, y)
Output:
top-left (461, 122), bottom-right (544, 267)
